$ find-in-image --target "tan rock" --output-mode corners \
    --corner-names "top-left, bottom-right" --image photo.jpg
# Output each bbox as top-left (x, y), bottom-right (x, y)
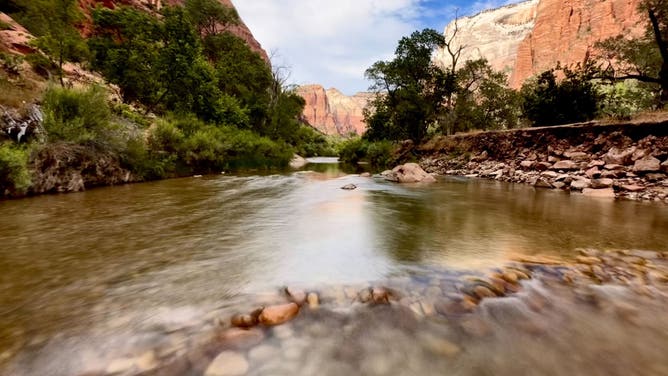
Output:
top-left (582, 188), bottom-right (615, 198)
top-left (570, 178), bottom-right (591, 191)
top-left (661, 159), bottom-right (668, 172)
top-left (621, 184), bottom-right (645, 192)
top-left (633, 156), bottom-right (661, 173)
top-left (387, 163), bottom-right (436, 183)
top-left (550, 160), bottom-right (578, 170)
top-left (258, 303), bottom-right (299, 326)
top-left (289, 155), bottom-right (308, 169)
top-left (204, 351), bottom-right (249, 376)
top-left (590, 178), bottom-right (613, 189)
top-left (306, 292), bottom-right (319, 309)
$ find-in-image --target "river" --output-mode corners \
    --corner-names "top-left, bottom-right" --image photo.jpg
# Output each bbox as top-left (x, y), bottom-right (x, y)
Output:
top-left (1, 158), bottom-right (668, 375)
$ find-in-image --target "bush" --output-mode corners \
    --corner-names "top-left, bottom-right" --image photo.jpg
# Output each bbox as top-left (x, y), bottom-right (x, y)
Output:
top-left (338, 138), bottom-right (396, 169)
top-left (598, 81), bottom-right (656, 119)
top-left (366, 140), bottom-right (395, 170)
top-left (0, 142), bottom-right (31, 196)
top-left (24, 53), bottom-right (57, 78)
top-left (521, 66), bottom-right (601, 126)
top-left (42, 85), bottom-right (116, 144)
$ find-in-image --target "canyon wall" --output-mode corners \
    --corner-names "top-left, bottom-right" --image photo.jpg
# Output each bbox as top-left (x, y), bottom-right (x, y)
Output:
top-left (296, 85), bottom-right (372, 136)
top-left (435, 0), bottom-right (538, 75)
top-left (439, 0), bottom-right (645, 88)
top-left (78, 0), bottom-right (269, 61)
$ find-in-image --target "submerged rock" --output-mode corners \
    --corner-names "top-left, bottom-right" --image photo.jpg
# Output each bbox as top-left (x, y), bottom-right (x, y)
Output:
top-left (341, 184), bottom-right (357, 190)
top-left (204, 351), bottom-right (249, 376)
top-left (259, 303), bottom-right (300, 326)
top-left (289, 154), bottom-right (308, 169)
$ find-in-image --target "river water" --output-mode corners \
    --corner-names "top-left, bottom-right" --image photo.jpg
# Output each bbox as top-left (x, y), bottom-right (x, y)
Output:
top-left (1, 158), bottom-right (668, 375)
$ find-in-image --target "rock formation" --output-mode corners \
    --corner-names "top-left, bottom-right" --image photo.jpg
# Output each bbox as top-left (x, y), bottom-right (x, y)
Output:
top-left (435, 0), bottom-right (539, 75)
top-left (438, 0), bottom-right (645, 88)
top-left (510, 0), bottom-right (643, 88)
top-left (296, 85), bottom-right (372, 136)
top-left (78, 0), bottom-right (269, 61)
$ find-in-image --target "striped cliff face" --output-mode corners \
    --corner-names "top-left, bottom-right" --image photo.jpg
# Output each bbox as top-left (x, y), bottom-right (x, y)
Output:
top-left (437, 0), bottom-right (644, 88)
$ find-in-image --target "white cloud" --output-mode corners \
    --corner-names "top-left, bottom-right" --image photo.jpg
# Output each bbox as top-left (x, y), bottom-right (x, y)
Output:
top-left (233, 0), bottom-right (421, 95)
top-left (232, 0), bottom-right (524, 95)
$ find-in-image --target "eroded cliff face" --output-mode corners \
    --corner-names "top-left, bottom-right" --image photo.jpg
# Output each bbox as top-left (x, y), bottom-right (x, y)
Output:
top-left (435, 0), bottom-right (538, 74)
top-left (510, 0), bottom-right (643, 88)
top-left (78, 0), bottom-right (269, 61)
top-left (439, 0), bottom-right (644, 88)
top-left (296, 85), bottom-right (372, 136)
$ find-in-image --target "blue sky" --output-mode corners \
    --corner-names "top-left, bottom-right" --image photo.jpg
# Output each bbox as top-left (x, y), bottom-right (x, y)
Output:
top-left (234, 0), bottom-right (521, 95)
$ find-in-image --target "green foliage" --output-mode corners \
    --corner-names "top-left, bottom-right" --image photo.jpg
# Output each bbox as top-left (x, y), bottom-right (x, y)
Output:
top-left (0, 20), bottom-right (11, 30)
top-left (598, 81), bottom-right (656, 119)
top-left (442, 59), bottom-right (521, 134)
top-left (185, 0), bottom-right (239, 36)
top-left (365, 29), bottom-right (453, 143)
top-left (24, 53), bottom-right (57, 78)
top-left (0, 142), bottom-right (31, 195)
top-left (338, 138), bottom-right (395, 169)
top-left (42, 85), bottom-right (116, 144)
top-left (20, 0), bottom-right (88, 84)
top-left (521, 65), bottom-right (602, 126)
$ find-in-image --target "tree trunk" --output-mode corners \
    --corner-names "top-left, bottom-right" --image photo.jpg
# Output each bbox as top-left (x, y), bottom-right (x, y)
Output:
top-left (648, 8), bottom-right (668, 102)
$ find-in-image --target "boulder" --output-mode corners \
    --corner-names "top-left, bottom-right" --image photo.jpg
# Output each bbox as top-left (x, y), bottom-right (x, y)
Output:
top-left (258, 303), bottom-right (299, 326)
top-left (633, 156), bottom-right (661, 173)
top-left (533, 178), bottom-right (553, 189)
top-left (563, 151), bottom-right (589, 161)
top-left (582, 188), bottom-right (616, 198)
top-left (585, 167), bottom-right (600, 179)
top-left (621, 184), bottom-right (645, 192)
top-left (550, 160), bottom-right (578, 170)
top-left (661, 159), bottom-right (668, 173)
top-left (289, 154), bottom-right (308, 169)
top-left (520, 160), bottom-right (534, 169)
top-left (386, 163), bottom-right (436, 183)
top-left (603, 147), bottom-right (636, 165)
top-left (570, 179), bottom-right (591, 191)
top-left (590, 178), bottom-right (613, 189)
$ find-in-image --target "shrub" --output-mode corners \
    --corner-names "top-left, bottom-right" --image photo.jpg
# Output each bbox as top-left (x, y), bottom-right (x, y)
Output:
top-left (366, 140), bottom-right (395, 170)
top-left (42, 85), bottom-right (115, 144)
top-left (598, 81), bottom-right (656, 120)
top-left (0, 142), bottom-right (31, 196)
top-left (338, 137), bottom-right (369, 165)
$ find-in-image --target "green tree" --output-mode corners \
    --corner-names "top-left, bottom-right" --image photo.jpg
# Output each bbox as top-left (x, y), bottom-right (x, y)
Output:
top-left (21, 0), bottom-right (87, 85)
top-left (364, 28), bottom-right (454, 142)
top-left (521, 64), bottom-right (601, 126)
top-left (596, 0), bottom-right (668, 102)
top-left (184, 0), bottom-right (239, 37)
top-left (88, 6), bottom-right (162, 104)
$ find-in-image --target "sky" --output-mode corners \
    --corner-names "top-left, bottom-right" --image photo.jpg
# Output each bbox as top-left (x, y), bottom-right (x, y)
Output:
top-left (233, 0), bottom-right (522, 95)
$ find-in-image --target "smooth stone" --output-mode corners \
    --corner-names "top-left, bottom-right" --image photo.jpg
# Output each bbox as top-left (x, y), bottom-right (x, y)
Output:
top-left (218, 328), bottom-right (265, 348)
top-left (259, 303), bottom-right (299, 326)
top-left (421, 335), bottom-right (461, 357)
top-left (633, 156), bottom-right (661, 173)
top-left (371, 287), bottom-right (390, 304)
top-left (533, 177), bottom-right (553, 189)
top-left (341, 184), bottom-right (357, 190)
top-left (552, 181), bottom-right (566, 189)
top-left (285, 287), bottom-right (307, 306)
top-left (249, 344), bottom-right (278, 363)
top-left (360, 172), bottom-right (372, 177)
top-left (105, 358), bottom-right (136, 374)
top-left (204, 351), bottom-right (249, 376)
top-left (582, 188), bottom-right (615, 198)
top-left (388, 163), bottom-right (436, 183)
top-left (585, 167), bottom-right (600, 178)
top-left (472, 285), bottom-right (497, 300)
top-left (622, 184), bottom-right (645, 192)
top-left (590, 178), bottom-right (613, 189)
top-left (231, 314), bottom-right (257, 328)
top-left (358, 288), bottom-right (373, 303)
top-left (550, 160), bottom-right (578, 170)
top-left (570, 179), bottom-right (591, 190)
top-left (306, 292), bottom-right (319, 309)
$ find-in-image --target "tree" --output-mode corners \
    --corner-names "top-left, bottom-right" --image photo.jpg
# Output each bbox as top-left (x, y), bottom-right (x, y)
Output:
top-left (184, 0), bottom-right (239, 37)
top-left (364, 28), bottom-right (454, 142)
top-left (521, 64), bottom-right (601, 126)
top-left (596, 0), bottom-right (668, 102)
top-left (22, 0), bottom-right (87, 86)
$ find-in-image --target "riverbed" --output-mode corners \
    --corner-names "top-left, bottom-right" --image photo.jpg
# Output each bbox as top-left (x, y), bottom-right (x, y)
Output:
top-left (1, 158), bottom-right (668, 375)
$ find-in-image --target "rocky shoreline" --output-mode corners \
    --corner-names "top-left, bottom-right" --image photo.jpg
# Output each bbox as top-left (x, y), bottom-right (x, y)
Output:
top-left (7, 248), bottom-right (667, 376)
top-left (418, 121), bottom-right (668, 203)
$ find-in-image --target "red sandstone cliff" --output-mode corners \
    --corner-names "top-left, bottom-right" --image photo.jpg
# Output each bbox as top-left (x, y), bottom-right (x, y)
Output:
top-left (441, 0), bottom-right (645, 88)
top-left (509, 0), bottom-right (644, 87)
top-left (78, 0), bottom-right (269, 62)
top-left (296, 85), bottom-right (372, 136)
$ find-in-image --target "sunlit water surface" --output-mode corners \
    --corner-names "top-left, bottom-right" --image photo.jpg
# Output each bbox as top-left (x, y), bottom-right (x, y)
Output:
top-left (1, 158), bottom-right (667, 375)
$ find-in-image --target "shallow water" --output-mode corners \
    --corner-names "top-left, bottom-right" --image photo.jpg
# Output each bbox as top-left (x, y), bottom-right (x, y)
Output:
top-left (1, 158), bottom-right (668, 375)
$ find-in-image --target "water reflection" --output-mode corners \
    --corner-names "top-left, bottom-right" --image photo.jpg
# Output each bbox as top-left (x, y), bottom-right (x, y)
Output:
top-left (0, 162), bottom-right (667, 363)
